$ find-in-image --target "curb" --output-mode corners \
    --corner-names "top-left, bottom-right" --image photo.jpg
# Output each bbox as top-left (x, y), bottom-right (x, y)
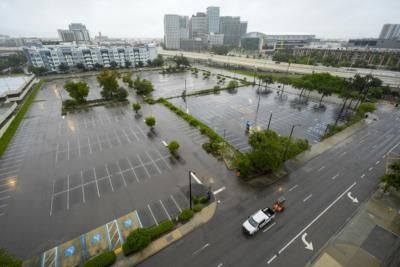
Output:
top-left (113, 202), bottom-right (218, 266)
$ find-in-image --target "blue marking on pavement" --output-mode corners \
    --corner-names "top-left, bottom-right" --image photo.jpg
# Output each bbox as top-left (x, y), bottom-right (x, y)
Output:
top-left (92, 233), bottom-right (101, 245)
top-left (124, 219), bottom-right (132, 228)
top-left (64, 245), bottom-right (75, 257)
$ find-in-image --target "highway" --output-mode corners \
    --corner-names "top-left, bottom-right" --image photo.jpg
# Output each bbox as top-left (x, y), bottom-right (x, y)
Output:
top-left (160, 49), bottom-right (400, 87)
top-left (138, 104), bottom-right (400, 267)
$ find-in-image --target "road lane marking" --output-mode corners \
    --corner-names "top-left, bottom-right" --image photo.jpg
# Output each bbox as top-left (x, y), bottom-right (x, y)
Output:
top-left (263, 222), bottom-right (276, 233)
top-left (289, 184), bottom-right (299, 192)
top-left (278, 182), bottom-right (357, 255)
top-left (213, 186), bottom-right (226, 195)
top-left (192, 243), bottom-right (210, 255)
top-left (369, 167), bottom-right (373, 171)
top-left (361, 174), bottom-right (366, 179)
top-left (267, 255), bottom-right (277, 264)
top-left (303, 194), bottom-right (313, 202)
top-left (331, 174), bottom-right (339, 180)
top-left (317, 166), bottom-right (325, 172)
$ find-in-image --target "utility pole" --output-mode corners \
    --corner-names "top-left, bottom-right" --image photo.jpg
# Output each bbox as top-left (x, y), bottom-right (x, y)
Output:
top-left (188, 171), bottom-right (194, 209)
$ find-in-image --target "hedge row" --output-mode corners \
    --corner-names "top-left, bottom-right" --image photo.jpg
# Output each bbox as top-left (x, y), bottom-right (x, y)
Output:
top-left (178, 208), bottom-right (194, 222)
top-left (158, 98), bottom-right (223, 143)
top-left (122, 220), bottom-right (174, 256)
top-left (83, 251), bottom-right (116, 267)
top-left (0, 80), bottom-right (44, 156)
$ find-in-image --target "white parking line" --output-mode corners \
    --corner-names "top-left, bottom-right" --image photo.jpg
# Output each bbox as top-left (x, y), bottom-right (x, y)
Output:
top-left (170, 195), bottom-right (182, 212)
top-left (267, 255), bottom-right (277, 264)
top-left (159, 200), bottom-right (172, 220)
top-left (87, 137), bottom-right (92, 154)
top-left (0, 204), bottom-right (8, 209)
top-left (190, 172), bottom-right (202, 184)
top-left (147, 204), bottom-right (158, 225)
top-left (77, 139), bottom-right (81, 157)
top-left (114, 132), bottom-right (122, 145)
top-left (0, 163), bottom-right (21, 172)
top-left (121, 129), bottom-right (133, 143)
top-left (146, 152), bottom-right (162, 174)
top-left (303, 194), bottom-right (313, 202)
top-left (134, 210), bottom-right (143, 228)
top-left (126, 158), bottom-right (140, 183)
top-left (0, 188), bottom-right (12, 194)
top-left (50, 180), bottom-right (55, 216)
top-left (0, 169), bottom-right (19, 177)
top-left (289, 184), bottom-right (299, 192)
top-left (331, 174), bottom-right (339, 180)
top-left (80, 171), bottom-right (85, 203)
top-left (153, 148), bottom-right (172, 169)
top-left (213, 186), bottom-right (226, 195)
top-left (137, 154), bottom-right (151, 178)
top-left (93, 168), bottom-right (101, 198)
top-left (0, 195), bottom-right (10, 201)
top-left (67, 175), bottom-right (70, 210)
top-left (67, 141), bottom-right (70, 161)
top-left (105, 165), bottom-right (115, 192)
top-left (116, 161), bottom-right (128, 187)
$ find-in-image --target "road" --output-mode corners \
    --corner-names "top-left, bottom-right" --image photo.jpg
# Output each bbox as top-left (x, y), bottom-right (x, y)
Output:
top-left (138, 104), bottom-right (400, 267)
top-left (160, 49), bottom-right (400, 87)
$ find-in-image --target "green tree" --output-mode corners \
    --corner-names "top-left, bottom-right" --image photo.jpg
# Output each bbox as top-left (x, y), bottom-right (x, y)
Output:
top-left (145, 116), bottom-right (156, 130)
top-left (227, 80), bottom-right (238, 89)
top-left (380, 160), bottom-right (400, 192)
top-left (96, 70), bottom-right (120, 100)
top-left (58, 63), bottom-right (69, 72)
top-left (152, 55), bottom-right (164, 67)
top-left (133, 76), bottom-right (154, 95)
top-left (64, 81), bottom-right (89, 103)
top-left (138, 61), bottom-right (144, 68)
top-left (28, 66), bottom-right (47, 75)
top-left (172, 55), bottom-right (190, 67)
top-left (76, 62), bottom-right (86, 71)
top-left (0, 248), bottom-right (22, 267)
top-left (132, 102), bottom-right (141, 113)
top-left (116, 87), bottom-right (128, 101)
top-left (125, 60), bottom-right (132, 68)
top-left (168, 141), bottom-right (180, 155)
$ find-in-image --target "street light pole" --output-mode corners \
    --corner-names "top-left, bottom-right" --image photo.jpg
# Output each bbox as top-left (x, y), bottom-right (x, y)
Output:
top-left (189, 171), bottom-right (194, 209)
top-left (283, 124), bottom-right (298, 161)
top-left (267, 112), bottom-right (273, 130)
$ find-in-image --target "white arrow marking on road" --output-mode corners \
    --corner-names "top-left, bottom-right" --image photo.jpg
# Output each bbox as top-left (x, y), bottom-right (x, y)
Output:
top-left (347, 192), bottom-right (359, 203)
top-left (301, 233), bottom-right (314, 251)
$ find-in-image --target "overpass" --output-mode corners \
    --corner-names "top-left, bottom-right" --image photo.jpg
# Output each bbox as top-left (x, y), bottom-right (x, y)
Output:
top-left (160, 49), bottom-right (400, 87)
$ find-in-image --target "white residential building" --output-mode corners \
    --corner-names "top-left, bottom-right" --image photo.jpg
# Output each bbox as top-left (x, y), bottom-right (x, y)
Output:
top-left (23, 44), bottom-right (157, 72)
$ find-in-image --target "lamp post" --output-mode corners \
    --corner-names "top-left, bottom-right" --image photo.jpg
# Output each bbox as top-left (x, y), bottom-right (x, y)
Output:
top-left (283, 124), bottom-right (301, 161)
top-left (188, 170), bottom-right (195, 209)
top-left (267, 112), bottom-right (273, 130)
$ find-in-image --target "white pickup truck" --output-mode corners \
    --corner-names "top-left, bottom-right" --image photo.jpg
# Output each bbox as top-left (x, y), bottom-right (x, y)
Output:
top-left (242, 207), bottom-right (276, 235)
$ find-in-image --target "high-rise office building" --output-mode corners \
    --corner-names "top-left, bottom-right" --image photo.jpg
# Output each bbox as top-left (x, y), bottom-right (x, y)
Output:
top-left (220, 16), bottom-right (242, 46)
top-left (240, 22), bottom-right (248, 37)
top-left (190, 12), bottom-right (208, 39)
top-left (164, 15), bottom-right (189, 49)
top-left (379, 24), bottom-right (400, 40)
top-left (58, 23), bottom-right (91, 42)
top-left (207, 6), bottom-right (220, 33)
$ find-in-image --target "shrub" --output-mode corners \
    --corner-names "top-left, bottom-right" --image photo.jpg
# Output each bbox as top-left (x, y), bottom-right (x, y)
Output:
top-left (132, 102), bottom-right (141, 113)
top-left (145, 116), bottom-right (156, 129)
top-left (63, 99), bottom-right (77, 109)
top-left (193, 204), bottom-right (203, 213)
top-left (0, 248), bottom-right (22, 267)
top-left (122, 228), bottom-right (151, 256)
top-left (145, 96), bottom-right (155, 104)
top-left (199, 196), bottom-right (209, 204)
top-left (83, 251), bottom-right (116, 267)
top-left (192, 196), bottom-right (200, 205)
top-left (168, 141), bottom-right (180, 155)
top-left (178, 208), bottom-right (194, 222)
top-left (148, 220), bottom-right (174, 240)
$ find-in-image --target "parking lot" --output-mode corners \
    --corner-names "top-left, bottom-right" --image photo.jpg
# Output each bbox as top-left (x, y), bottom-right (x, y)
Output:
top-left (170, 84), bottom-right (339, 152)
top-left (0, 78), bottom-right (228, 259)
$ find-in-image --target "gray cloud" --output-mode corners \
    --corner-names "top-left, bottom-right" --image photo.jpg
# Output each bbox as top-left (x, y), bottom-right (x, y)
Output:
top-left (0, 0), bottom-right (399, 39)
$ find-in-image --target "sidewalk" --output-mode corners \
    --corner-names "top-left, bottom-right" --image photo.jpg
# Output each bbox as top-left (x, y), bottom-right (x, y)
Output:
top-left (114, 201), bottom-right (217, 267)
top-left (310, 188), bottom-right (400, 267)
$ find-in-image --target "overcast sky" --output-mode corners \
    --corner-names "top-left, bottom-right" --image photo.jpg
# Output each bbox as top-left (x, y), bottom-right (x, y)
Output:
top-left (1, 0), bottom-right (399, 39)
